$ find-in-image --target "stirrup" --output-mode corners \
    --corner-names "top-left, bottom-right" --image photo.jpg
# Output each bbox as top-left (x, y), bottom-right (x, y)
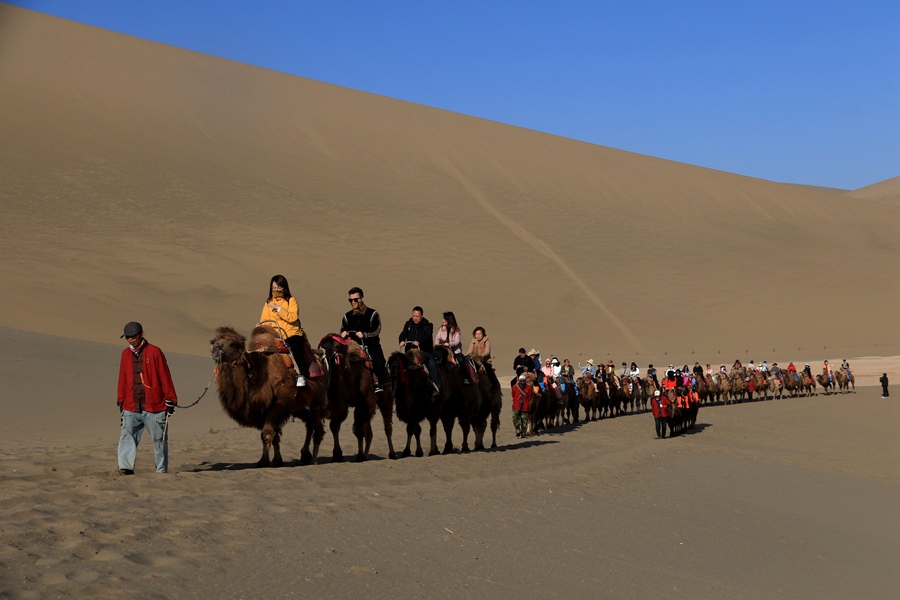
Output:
top-left (296, 375), bottom-right (307, 387)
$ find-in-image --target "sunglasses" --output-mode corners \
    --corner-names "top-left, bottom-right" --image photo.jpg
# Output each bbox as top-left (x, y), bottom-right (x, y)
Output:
top-left (348, 297), bottom-right (362, 303)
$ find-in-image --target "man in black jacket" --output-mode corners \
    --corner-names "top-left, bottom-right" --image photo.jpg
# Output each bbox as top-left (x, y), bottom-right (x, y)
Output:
top-left (512, 347), bottom-right (534, 385)
top-left (341, 287), bottom-right (386, 392)
top-left (398, 306), bottom-right (440, 395)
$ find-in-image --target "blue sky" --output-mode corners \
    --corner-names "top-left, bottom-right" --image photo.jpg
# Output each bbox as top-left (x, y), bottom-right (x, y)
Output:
top-left (5, 0), bottom-right (898, 189)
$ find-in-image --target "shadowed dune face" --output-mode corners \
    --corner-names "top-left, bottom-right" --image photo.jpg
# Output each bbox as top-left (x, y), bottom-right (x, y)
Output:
top-left (0, 4), bottom-right (898, 365)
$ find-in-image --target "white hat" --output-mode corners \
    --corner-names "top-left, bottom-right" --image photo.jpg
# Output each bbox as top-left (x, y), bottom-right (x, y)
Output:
top-left (654, 390), bottom-right (660, 397)
top-left (518, 374), bottom-right (526, 381)
top-left (587, 359), bottom-right (594, 365)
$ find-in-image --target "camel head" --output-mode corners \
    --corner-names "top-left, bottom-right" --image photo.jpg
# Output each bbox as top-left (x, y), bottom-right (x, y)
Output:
top-left (210, 326), bottom-right (246, 364)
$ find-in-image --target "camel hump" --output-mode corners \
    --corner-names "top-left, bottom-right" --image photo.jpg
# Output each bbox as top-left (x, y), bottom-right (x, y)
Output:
top-left (249, 325), bottom-right (280, 351)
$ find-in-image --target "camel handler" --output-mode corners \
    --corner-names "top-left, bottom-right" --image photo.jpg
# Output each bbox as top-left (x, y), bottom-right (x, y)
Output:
top-left (511, 374), bottom-right (533, 439)
top-left (116, 322), bottom-right (177, 475)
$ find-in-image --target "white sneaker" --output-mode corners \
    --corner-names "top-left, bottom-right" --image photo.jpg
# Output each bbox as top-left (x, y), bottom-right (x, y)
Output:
top-left (297, 375), bottom-right (307, 387)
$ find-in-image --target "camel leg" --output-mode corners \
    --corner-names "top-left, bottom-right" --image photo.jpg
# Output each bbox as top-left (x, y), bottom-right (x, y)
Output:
top-left (271, 428), bottom-right (284, 468)
top-left (258, 426), bottom-right (275, 468)
top-left (413, 423), bottom-right (424, 457)
top-left (363, 422), bottom-right (373, 460)
top-left (330, 418), bottom-right (345, 463)
top-left (428, 417), bottom-right (440, 456)
top-left (402, 422), bottom-right (414, 458)
top-left (351, 420), bottom-right (369, 462)
top-left (442, 415), bottom-right (457, 454)
top-left (459, 419), bottom-right (472, 453)
top-left (490, 408), bottom-right (500, 449)
top-left (473, 420), bottom-right (486, 451)
top-left (301, 422), bottom-right (315, 466)
top-left (378, 396), bottom-right (397, 460)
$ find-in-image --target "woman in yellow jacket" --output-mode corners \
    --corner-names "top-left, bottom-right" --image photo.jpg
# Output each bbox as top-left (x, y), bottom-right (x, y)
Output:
top-left (259, 275), bottom-right (310, 384)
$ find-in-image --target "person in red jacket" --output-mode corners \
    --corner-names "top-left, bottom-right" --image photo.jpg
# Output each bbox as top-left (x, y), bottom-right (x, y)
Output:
top-left (117, 322), bottom-right (178, 475)
top-left (650, 390), bottom-right (672, 439)
top-left (510, 374), bottom-right (533, 439)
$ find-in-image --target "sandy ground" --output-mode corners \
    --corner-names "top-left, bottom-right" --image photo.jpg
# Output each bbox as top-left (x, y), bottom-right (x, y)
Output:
top-left (1, 329), bottom-right (898, 599)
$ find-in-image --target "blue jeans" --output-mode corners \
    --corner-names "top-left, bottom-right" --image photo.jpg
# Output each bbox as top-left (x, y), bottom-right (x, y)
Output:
top-left (118, 410), bottom-right (168, 473)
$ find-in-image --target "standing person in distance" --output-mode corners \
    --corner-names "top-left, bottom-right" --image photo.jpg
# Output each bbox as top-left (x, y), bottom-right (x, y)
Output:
top-left (116, 322), bottom-right (177, 475)
top-left (259, 274), bottom-right (310, 385)
top-left (341, 287), bottom-right (386, 393)
top-left (650, 390), bottom-right (672, 439)
top-left (511, 374), bottom-right (533, 438)
top-left (880, 373), bottom-right (890, 398)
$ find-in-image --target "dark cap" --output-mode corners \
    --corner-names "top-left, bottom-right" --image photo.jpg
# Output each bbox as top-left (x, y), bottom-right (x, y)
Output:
top-left (518, 347), bottom-right (527, 353)
top-left (121, 321), bottom-right (143, 338)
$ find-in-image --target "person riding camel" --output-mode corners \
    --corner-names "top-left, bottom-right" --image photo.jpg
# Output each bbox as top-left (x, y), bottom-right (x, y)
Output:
top-left (823, 360), bottom-right (833, 382)
top-left (435, 311), bottom-right (471, 385)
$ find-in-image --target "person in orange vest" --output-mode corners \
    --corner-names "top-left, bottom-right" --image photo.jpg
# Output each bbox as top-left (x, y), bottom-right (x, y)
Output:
top-left (650, 390), bottom-right (672, 439)
top-left (511, 374), bottom-right (533, 439)
top-left (823, 359), bottom-right (833, 382)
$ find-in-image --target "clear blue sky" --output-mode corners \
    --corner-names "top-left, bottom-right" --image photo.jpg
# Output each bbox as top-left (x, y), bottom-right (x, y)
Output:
top-left (5, 0), bottom-right (898, 189)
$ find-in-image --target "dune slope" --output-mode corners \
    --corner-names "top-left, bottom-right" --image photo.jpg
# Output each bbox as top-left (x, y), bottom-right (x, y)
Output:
top-left (1, 4), bottom-right (897, 368)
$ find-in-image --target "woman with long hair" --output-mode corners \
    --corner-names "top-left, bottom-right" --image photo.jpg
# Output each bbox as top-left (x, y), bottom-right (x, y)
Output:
top-left (258, 275), bottom-right (310, 384)
top-left (435, 311), bottom-right (468, 384)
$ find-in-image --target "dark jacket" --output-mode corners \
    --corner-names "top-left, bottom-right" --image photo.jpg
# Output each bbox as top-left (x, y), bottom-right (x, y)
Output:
top-left (513, 354), bottom-right (534, 374)
top-left (398, 317), bottom-right (434, 353)
top-left (341, 307), bottom-right (382, 347)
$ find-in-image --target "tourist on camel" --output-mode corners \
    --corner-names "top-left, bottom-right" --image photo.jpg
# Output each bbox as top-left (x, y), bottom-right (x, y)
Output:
top-left (435, 311), bottom-right (470, 384)
top-left (259, 275), bottom-right (311, 386)
top-left (341, 286), bottom-right (386, 393)
top-left (467, 326), bottom-right (501, 391)
top-left (398, 305), bottom-right (440, 397)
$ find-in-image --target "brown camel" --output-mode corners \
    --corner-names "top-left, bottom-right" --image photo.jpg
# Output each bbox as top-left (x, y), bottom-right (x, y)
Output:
top-left (799, 371), bottom-right (817, 396)
top-left (428, 346), bottom-right (465, 453)
top-left (781, 371), bottom-right (801, 398)
top-left (471, 356), bottom-right (502, 449)
top-left (576, 375), bottom-right (599, 421)
top-left (210, 326), bottom-right (327, 467)
top-left (318, 334), bottom-right (378, 462)
top-left (816, 372), bottom-right (836, 395)
top-left (834, 369), bottom-right (855, 394)
top-left (387, 348), bottom-right (433, 457)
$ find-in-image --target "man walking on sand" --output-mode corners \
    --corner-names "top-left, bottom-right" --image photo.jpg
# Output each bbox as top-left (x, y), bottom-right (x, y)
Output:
top-left (116, 322), bottom-right (177, 475)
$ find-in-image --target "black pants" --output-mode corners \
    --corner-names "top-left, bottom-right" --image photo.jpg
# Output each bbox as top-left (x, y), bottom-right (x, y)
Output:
top-left (882, 384), bottom-right (890, 397)
top-left (285, 335), bottom-right (310, 378)
top-left (655, 417), bottom-right (668, 439)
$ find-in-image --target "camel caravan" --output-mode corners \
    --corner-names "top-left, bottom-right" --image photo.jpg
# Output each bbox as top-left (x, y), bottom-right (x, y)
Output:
top-left (207, 275), bottom-right (854, 466)
top-left (512, 354), bottom-right (857, 440)
top-left (209, 323), bottom-right (503, 468)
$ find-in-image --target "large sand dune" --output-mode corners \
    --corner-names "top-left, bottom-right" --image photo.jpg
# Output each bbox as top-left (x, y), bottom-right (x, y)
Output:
top-left (1, 3), bottom-right (897, 370)
top-left (1, 5), bottom-right (898, 598)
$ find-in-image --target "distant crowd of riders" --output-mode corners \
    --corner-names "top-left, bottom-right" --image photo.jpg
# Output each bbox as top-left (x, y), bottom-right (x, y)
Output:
top-left (508, 349), bottom-right (857, 440)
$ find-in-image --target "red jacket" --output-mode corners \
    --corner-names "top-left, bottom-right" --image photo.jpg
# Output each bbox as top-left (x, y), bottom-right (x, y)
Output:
top-left (117, 342), bottom-right (177, 413)
top-left (651, 395), bottom-right (671, 419)
top-left (511, 383), bottom-right (533, 412)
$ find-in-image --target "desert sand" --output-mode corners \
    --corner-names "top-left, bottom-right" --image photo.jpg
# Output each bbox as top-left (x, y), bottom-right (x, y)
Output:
top-left (1, 4), bottom-right (898, 598)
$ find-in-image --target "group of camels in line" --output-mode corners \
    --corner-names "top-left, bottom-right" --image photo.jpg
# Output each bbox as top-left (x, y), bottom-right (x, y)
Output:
top-left (208, 325), bottom-right (856, 467)
top-left (210, 325), bottom-right (501, 467)
top-left (520, 363), bottom-right (855, 438)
